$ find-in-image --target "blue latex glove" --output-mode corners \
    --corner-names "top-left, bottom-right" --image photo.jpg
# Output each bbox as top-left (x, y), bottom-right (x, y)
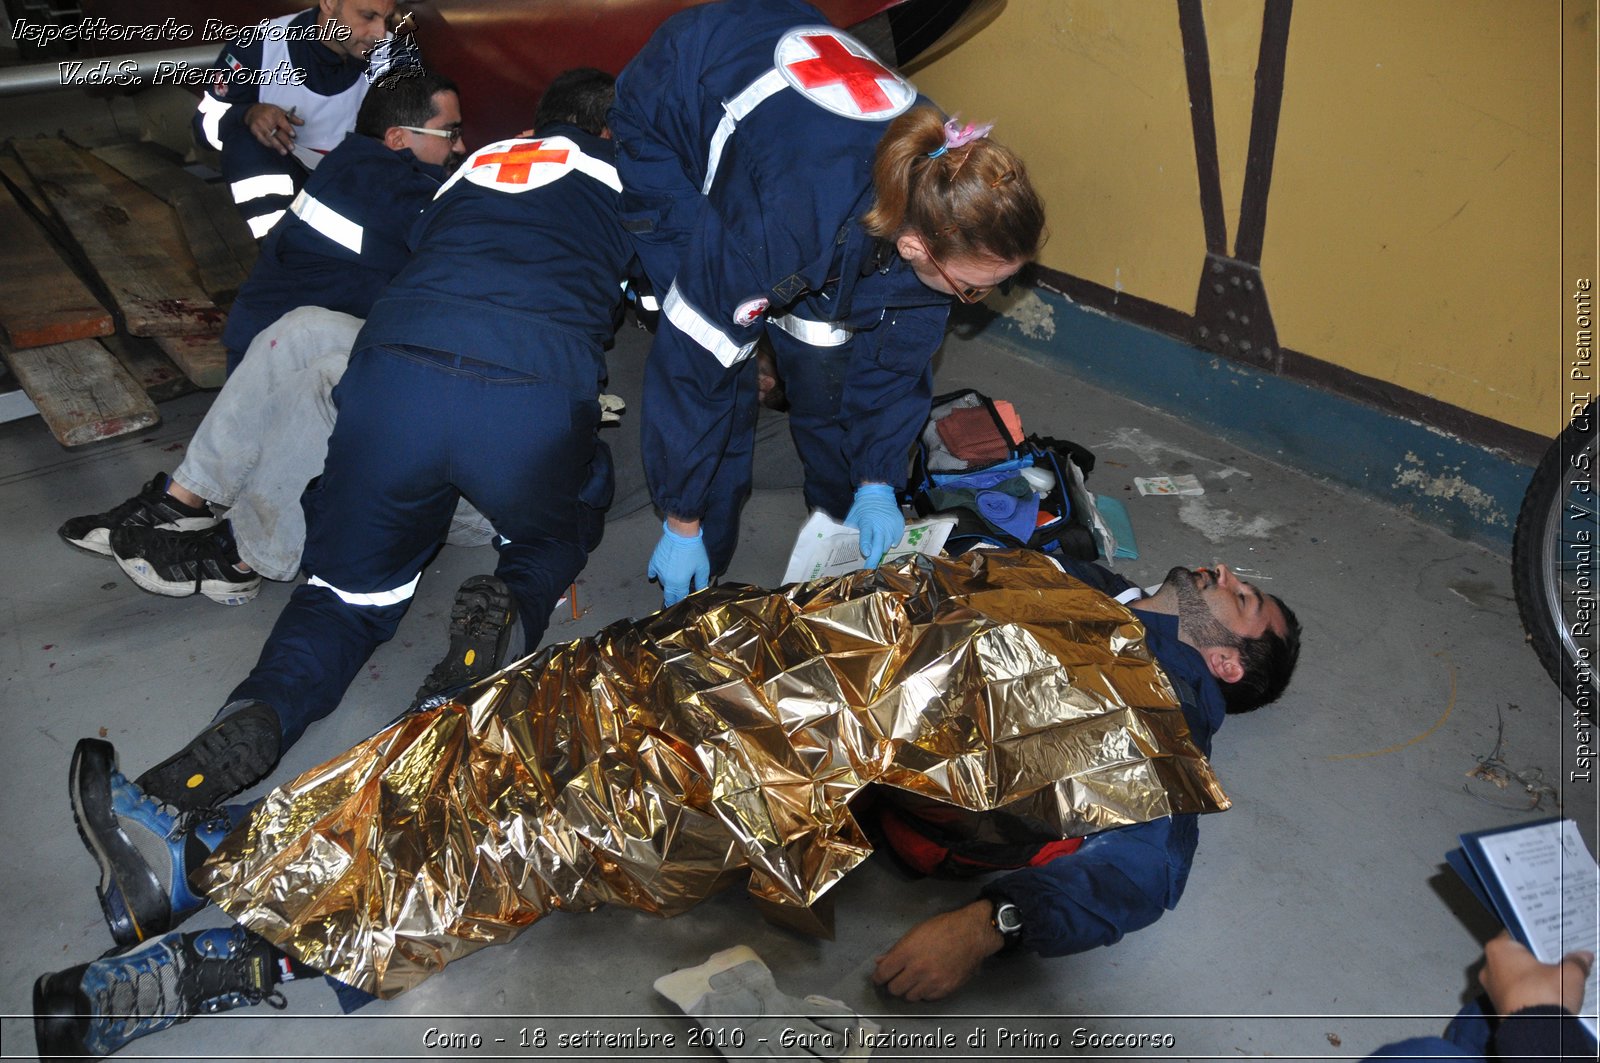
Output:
top-left (648, 521), bottom-right (710, 606)
top-left (842, 483), bottom-right (904, 569)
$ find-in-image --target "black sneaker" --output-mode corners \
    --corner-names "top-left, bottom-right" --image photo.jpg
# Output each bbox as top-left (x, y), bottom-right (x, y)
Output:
top-left (111, 522), bottom-right (261, 605)
top-left (408, 575), bottom-right (517, 712)
top-left (136, 701), bottom-right (282, 813)
top-left (33, 926), bottom-right (287, 1060)
top-left (58, 473), bottom-right (217, 557)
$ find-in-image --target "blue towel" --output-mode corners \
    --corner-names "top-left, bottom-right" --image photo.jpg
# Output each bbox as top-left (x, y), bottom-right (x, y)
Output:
top-left (976, 488), bottom-right (1040, 542)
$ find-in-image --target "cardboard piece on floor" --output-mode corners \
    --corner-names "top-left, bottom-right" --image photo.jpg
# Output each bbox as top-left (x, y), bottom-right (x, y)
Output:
top-left (0, 182), bottom-right (113, 349)
top-left (1, 338), bottom-right (159, 446)
top-left (10, 137), bottom-right (222, 337)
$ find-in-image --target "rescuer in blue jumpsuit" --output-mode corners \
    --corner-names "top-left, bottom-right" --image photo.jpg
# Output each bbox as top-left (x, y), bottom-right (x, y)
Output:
top-left (114, 76), bottom-right (633, 815)
top-left (194, 2), bottom-right (398, 237)
top-left (611, 0), bottom-right (1048, 606)
top-left (221, 70), bottom-right (464, 371)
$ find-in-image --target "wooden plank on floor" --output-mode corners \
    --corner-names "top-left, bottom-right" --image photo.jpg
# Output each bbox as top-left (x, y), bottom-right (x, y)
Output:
top-left (0, 153), bottom-right (54, 219)
top-left (92, 142), bottom-right (256, 302)
top-left (10, 137), bottom-right (221, 338)
top-left (88, 142), bottom-right (195, 202)
top-left (100, 332), bottom-right (197, 403)
top-left (154, 332), bottom-right (227, 389)
top-left (0, 183), bottom-right (114, 349)
top-left (2, 338), bottom-right (160, 446)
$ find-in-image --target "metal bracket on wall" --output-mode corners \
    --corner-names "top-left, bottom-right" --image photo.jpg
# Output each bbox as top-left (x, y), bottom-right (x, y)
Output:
top-left (1192, 253), bottom-right (1281, 373)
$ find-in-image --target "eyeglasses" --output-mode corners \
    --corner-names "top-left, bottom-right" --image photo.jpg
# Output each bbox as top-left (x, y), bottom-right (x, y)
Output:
top-left (925, 249), bottom-right (995, 305)
top-left (399, 125), bottom-right (462, 144)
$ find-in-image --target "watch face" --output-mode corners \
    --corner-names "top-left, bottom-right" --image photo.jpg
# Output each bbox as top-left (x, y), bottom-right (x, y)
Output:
top-left (995, 902), bottom-right (1023, 935)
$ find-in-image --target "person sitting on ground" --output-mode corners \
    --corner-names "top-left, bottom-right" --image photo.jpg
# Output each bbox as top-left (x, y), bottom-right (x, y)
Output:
top-left (1366, 930), bottom-right (1595, 1061)
top-left (55, 71), bottom-right (468, 603)
top-left (868, 555), bottom-right (1301, 1000)
top-left (195, 0), bottom-right (400, 237)
top-left (32, 553), bottom-right (1299, 1059)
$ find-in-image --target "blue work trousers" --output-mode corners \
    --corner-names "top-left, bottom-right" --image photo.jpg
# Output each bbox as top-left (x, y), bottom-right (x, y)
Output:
top-left (227, 343), bottom-right (611, 749)
top-left (698, 333), bottom-right (857, 575)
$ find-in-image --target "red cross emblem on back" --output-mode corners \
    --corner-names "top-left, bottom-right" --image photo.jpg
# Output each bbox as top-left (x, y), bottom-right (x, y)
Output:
top-left (774, 28), bottom-right (916, 121)
top-left (474, 140), bottom-right (570, 184)
top-left (786, 34), bottom-right (895, 111)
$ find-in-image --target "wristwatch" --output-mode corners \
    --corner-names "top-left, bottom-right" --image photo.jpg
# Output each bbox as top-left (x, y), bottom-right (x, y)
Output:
top-left (989, 899), bottom-right (1023, 945)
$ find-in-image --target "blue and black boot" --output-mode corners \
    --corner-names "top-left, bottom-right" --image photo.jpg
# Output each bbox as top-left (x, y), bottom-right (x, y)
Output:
top-left (33, 926), bottom-right (293, 1060)
top-left (71, 738), bottom-right (252, 947)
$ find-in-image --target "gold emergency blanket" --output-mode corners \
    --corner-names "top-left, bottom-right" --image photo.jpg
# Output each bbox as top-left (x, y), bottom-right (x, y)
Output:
top-left (199, 549), bottom-right (1229, 998)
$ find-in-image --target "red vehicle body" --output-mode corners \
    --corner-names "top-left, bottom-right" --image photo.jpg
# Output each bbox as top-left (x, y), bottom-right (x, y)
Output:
top-left (79, 1), bottom-right (983, 143)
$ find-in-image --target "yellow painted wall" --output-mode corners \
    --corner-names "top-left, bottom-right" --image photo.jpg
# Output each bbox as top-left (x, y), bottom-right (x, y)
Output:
top-left (908, 0), bottom-right (1594, 438)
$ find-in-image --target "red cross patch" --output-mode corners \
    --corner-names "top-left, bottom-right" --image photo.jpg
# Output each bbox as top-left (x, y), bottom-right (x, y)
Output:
top-left (774, 28), bottom-right (915, 121)
top-left (456, 137), bottom-right (578, 195)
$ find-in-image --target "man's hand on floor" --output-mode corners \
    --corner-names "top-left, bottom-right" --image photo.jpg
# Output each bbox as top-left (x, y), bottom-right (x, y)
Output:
top-left (872, 899), bottom-right (1005, 1001)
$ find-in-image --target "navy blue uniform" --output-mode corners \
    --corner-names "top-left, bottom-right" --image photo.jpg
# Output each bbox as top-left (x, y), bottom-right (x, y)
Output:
top-left (612, 0), bottom-right (950, 572)
top-left (969, 557), bottom-right (1226, 956)
top-left (194, 8), bottom-right (370, 237)
top-left (226, 126), bottom-right (631, 751)
top-left (220, 132), bottom-right (443, 372)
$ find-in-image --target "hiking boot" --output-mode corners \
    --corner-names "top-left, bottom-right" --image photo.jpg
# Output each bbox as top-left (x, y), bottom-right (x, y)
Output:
top-left (135, 701), bottom-right (282, 813)
top-left (111, 522), bottom-right (261, 605)
top-left (33, 926), bottom-right (287, 1061)
top-left (58, 473), bottom-right (216, 557)
top-left (71, 739), bottom-right (249, 947)
top-left (408, 575), bottom-right (516, 712)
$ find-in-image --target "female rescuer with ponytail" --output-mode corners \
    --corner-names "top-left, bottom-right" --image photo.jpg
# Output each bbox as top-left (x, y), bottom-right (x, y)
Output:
top-left (611, 0), bottom-right (1046, 606)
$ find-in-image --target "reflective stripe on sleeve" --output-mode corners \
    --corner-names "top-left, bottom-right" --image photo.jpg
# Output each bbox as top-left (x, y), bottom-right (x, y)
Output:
top-left (289, 190), bottom-right (364, 254)
top-left (769, 313), bottom-right (853, 347)
top-left (703, 67), bottom-right (788, 193)
top-left (197, 93), bottom-right (231, 150)
top-left (662, 283), bottom-right (757, 368)
top-left (230, 172), bottom-right (296, 205)
top-left (246, 209), bottom-right (286, 238)
top-left (307, 573), bottom-right (421, 607)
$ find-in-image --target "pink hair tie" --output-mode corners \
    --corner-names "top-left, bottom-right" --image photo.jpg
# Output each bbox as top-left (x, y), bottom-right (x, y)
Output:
top-left (927, 115), bottom-right (994, 158)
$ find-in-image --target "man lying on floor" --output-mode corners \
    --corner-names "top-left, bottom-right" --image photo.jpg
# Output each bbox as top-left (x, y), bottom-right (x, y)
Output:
top-left (35, 550), bottom-right (1299, 1058)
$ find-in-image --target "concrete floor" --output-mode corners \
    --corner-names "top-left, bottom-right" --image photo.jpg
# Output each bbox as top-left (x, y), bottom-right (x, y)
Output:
top-left (1, 82), bottom-right (1593, 1063)
top-left (1, 314), bottom-right (1592, 1061)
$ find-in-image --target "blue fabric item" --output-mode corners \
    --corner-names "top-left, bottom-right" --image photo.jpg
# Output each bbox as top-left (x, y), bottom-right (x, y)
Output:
top-left (221, 133), bottom-right (444, 369)
top-left (328, 975), bottom-right (378, 1013)
top-left (843, 483), bottom-right (904, 568)
top-left (979, 555), bottom-right (1228, 957)
top-left (355, 126), bottom-right (634, 387)
top-left (612, 0), bottom-right (950, 530)
top-left (649, 521), bottom-right (712, 605)
top-left (930, 457), bottom-right (1035, 490)
top-left (976, 488), bottom-right (1039, 542)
